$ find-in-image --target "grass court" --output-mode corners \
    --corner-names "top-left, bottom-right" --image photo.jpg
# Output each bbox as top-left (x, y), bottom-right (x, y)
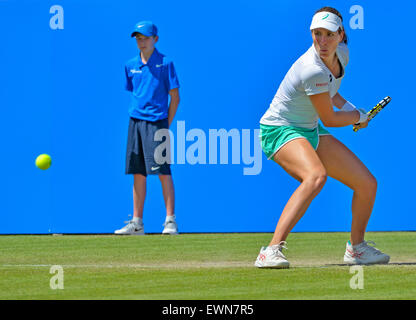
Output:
top-left (0, 232), bottom-right (415, 299)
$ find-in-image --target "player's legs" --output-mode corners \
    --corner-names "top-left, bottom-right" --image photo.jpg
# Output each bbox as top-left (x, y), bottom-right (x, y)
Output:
top-left (133, 174), bottom-right (147, 219)
top-left (269, 138), bottom-right (327, 246)
top-left (159, 174), bottom-right (175, 217)
top-left (316, 135), bottom-right (377, 245)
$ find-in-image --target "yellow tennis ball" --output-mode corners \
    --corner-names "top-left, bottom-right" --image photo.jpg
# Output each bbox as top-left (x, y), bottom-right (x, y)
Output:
top-left (35, 154), bottom-right (52, 170)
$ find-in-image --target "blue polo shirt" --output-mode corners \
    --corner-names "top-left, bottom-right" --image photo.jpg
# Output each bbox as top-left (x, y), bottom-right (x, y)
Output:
top-left (124, 48), bottom-right (180, 122)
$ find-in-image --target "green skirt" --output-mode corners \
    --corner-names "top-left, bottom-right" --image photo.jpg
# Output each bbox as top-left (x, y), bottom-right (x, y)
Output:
top-left (259, 123), bottom-right (331, 160)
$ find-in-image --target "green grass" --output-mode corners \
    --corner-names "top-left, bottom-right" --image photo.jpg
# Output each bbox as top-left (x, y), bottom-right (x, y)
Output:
top-left (0, 232), bottom-right (415, 299)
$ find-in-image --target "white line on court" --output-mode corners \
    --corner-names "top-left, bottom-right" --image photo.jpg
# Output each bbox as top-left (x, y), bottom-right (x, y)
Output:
top-left (1, 262), bottom-right (410, 269)
top-left (0, 262), bottom-right (252, 269)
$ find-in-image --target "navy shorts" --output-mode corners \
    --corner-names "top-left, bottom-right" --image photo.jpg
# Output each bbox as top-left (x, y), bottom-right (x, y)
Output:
top-left (125, 117), bottom-right (171, 176)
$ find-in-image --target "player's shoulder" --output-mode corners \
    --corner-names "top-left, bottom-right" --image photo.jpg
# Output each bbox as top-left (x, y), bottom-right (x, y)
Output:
top-left (299, 63), bottom-right (327, 83)
top-left (295, 46), bottom-right (326, 77)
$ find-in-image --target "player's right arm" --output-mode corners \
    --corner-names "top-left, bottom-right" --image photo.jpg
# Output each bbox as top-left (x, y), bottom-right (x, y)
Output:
top-left (309, 92), bottom-right (362, 127)
top-left (300, 66), bottom-right (366, 127)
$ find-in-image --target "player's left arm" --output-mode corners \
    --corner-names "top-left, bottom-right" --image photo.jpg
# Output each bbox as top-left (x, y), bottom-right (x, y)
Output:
top-left (332, 92), bottom-right (347, 109)
top-left (332, 92), bottom-right (369, 131)
top-left (168, 88), bottom-right (180, 127)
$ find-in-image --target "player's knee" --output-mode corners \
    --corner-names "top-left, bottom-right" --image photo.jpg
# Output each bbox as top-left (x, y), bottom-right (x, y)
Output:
top-left (365, 174), bottom-right (378, 195)
top-left (305, 170), bottom-right (327, 192)
top-left (315, 172), bottom-right (328, 190)
top-left (355, 174), bottom-right (377, 196)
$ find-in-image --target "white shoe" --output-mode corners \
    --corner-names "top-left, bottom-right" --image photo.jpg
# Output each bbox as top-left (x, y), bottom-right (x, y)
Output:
top-left (344, 240), bottom-right (390, 265)
top-left (162, 216), bottom-right (178, 235)
top-left (114, 221), bottom-right (144, 235)
top-left (254, 241), bottom-right (290, 268)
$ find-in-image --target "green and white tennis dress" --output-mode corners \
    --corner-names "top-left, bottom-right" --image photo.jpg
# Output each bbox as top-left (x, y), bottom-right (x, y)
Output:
top-left (260, 43), bottom-right (349, 159)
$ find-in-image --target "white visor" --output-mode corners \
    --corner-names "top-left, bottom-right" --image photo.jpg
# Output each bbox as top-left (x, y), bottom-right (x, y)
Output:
top-left (310, 11), bottom-right (343, 32)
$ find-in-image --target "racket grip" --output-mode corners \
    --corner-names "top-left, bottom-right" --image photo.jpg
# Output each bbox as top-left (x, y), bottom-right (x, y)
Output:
top-left (353, 112), bottom-right (371, 132)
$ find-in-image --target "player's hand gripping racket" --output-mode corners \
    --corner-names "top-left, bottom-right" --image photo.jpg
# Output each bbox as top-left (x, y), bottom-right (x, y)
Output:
top-left (353, 96), bottom-right (392, 132)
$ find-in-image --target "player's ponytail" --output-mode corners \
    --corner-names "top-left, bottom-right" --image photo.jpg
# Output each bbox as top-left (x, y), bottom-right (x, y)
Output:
top-left (314, 7), bottom-right (348, 45)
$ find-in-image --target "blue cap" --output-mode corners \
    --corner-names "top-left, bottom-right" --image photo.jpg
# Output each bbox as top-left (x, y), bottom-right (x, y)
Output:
top-left (131, 21), bottom-right (158, 37)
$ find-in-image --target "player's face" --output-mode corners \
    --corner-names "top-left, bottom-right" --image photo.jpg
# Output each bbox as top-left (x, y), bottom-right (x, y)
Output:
top-left (311, 28), bottom-right (344, 60)
top-left (135, 34), bottom-right (158, 53)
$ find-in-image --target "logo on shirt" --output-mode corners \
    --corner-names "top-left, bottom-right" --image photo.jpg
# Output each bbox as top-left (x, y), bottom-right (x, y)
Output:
top-left (156, 64), bottom-right (163, 68)
top-left (316, 82), bottom-right (328, 87)
top-left (329, 74), bottom-right (333, 82)
top-left (130, 69), bottom-right (142, 74)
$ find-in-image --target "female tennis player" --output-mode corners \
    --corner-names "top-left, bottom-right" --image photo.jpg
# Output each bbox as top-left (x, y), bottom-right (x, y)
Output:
top-left (255, 7), bottom-right (390, 268)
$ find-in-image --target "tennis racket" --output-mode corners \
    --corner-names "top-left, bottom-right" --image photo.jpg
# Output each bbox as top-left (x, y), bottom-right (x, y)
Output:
top-left (353, 96), bottom-right (392, 132)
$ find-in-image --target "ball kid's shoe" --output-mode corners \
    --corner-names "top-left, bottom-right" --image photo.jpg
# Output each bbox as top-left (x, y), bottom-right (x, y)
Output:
top-left (114, 220), bottom-right (144, 235)
top-left (254, 241), bottom-right (290, 268)
top-left (344, 240), bottom-right (390, 265)
top-left (162, 216), bottom-right (179, 235)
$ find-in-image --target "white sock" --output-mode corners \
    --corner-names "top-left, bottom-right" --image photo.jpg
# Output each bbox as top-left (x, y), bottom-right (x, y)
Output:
top-left (165, 215), bottom-right (175, 222)
top-left (132, 217), bottom-right (142, 225)
top-left (352, 241), bottom-right (364, 249)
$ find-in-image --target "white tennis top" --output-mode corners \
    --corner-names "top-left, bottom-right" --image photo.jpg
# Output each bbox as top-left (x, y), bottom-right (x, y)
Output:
top-left (260, 43), bottom-right (349, 129)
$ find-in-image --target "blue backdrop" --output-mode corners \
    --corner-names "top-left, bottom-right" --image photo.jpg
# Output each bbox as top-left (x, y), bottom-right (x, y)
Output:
top-left (1, 0), bottom-right (414, 233)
